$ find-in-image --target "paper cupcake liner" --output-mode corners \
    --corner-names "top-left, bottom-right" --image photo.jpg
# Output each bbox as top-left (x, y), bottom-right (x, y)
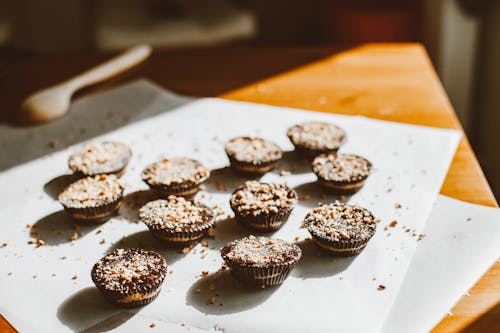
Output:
top-left (144, 180), bottom-right (206, 198)
top-left (309, 232), bottom-right (372, 257)
top-left (292, 145), bottom-right (340, 159)
top-left (317, 179), bottom-right (367, 195)
top-left (224, 258), bottom-right (298, 287)
top-left (227, 155), bottom-right (279, 175)
top-left (62, 197), bottom-right (122, 223)
top-left (232, 206), bottom-right (294, 232)
top-left (95, 285), bottom-right (163, 308)
top-left (147, 220), bottom-right (215, 248)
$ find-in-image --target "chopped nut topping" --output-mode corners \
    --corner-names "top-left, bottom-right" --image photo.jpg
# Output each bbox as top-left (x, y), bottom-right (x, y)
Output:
top-left (304, 201), bottom-right (376, 241)
top-left (221, 235), bottom-right (302, 267)
top-left (142, 157), bottom-right (209, 186)
top-left (313, 153), bottom-right (371, 182)
top-left (287, 122), bottom-right (345, 150)
top-left (225, 137), bottom-right (282, 163)
top-left (230, 181), bottom-right (297, 216)
top-left (58, 174), bottom-right (124, 209)
top-left (139, 196), bottom-right (214, 231)
top-left (92, 249), bottom-right (167, 294)
top-left (68, 141), bottom-right (131, 175)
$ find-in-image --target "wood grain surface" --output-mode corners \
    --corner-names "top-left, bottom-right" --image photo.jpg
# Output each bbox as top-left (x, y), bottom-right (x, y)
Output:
top-left (0, 44), bottom-right (498, 332)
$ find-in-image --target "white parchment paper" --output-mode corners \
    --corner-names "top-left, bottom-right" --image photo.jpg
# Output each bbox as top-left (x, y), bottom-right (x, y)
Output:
top-left (0, 81), bottom-right (461, 332)
top-left (382, 195), bottom-right (500, 333)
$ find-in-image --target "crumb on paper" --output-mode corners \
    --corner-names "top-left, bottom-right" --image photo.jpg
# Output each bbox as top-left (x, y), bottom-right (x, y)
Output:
top-left (294, 236), bottom-right (300, 241)
top-left (389, 220), bottom-right (398, 227)
top-left (60, 256), bottom-right (67, 260)
top-left (149, 323), bottom-right (156, 328)
top-left (72, 274), bottom-right (78, 280)
top-left (395, 203), bottom-right (402, 209)
top-left (1, 242), bottom-right (7, 248)
top-left (417, 233), bottom-right (426, 241)
top-left (100, 238), bottom-right (106, 244)
top-left (377, 284), bottom-right (386, 291)
top-left (201, 241), bottom-right (209, 248)
top-left (48, 139), bottom-right (58, 148)
top-left (208, 283), bottom-right (217, 292)
top-left (466, 217), bottom-right (472, 222)
top-left (8, 272), bottom-right (13, 276)
top-left (299, 194), bottom-right (312, 201)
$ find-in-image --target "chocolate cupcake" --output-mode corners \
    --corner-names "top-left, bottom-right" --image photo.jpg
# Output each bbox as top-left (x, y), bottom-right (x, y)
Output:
top-left (312, 153), bottom-right (372, 194)
top-left (141, 157), bottom-right (210, 197)
top-left (58, 174), bottom-right (124, 223)
top-left (139, 196), bottom-right (215, 247)
top-left (225, 136), bottom-right (283, 174)
top-left (68, 141), bottom-right (132, 177)
top-left (221, 236), bottom-right (301, 287)
top-left (287, 121), bottom-right (346, 157)
top-left (230, 181), bottom-right (297, 232)
top-left (304, 201), bottom-right (376, 256)
top-left (91, 248), bottom-right (167, 307)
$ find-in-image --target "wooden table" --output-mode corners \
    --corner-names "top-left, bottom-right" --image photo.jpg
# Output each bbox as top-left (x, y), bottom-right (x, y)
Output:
top-left (0, 43), bottom-right (498, 332)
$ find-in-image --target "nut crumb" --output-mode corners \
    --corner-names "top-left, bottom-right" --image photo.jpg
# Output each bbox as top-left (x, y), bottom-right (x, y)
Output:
top-left (72, 274), bottom-right (78, 280)
top-left (377, 284), bottom-right (386, 291)
top-left (100, 238), bottom-right (106, 244)
top-left (60, 256), bottom-right (67, 260)
top-left (8, 272), bottom-right (13, 276)
top-left (150, 323), bottom-right (156, 328)
top-left (294, 236), bottom-right (300, 241)
top-left (1, 242), bottom-right (7, 248)
top-left (201, 271), bottom-right (209, 276)
top-left (70, 233), bottom-right (78, 241)
top-left (389, 220), bottom-right (398, 227)
top-left (207, 297), bottom-right (216, 305)
top-left (181, 247), bottom-right (190, 254)
top-left (395, 203), bottom-right (402, 209)
top-left (201, 241), bottom-right (208, 248)
top-left (279, 170), bottom-right (292, 176)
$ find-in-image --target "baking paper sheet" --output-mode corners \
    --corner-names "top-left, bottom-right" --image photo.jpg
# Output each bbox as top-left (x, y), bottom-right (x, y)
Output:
top-left (0, 81), bottom-right (461, 332)
top-left (382, 195), bottom-right (500, 333)
top-left (87, 195), bottom-right (500, 333)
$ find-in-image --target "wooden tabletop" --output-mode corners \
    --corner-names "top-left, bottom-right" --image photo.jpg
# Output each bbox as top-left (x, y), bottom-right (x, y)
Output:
top-left (0, 43), bottom-right (498, 332)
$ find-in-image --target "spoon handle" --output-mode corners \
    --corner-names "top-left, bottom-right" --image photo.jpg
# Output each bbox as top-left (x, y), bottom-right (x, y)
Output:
top-left (66, 44), bottom-right (152, 90)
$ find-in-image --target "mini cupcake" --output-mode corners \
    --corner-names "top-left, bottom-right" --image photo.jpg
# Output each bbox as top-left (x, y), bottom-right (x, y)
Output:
top-left (91, 248), bottom-right (167, 307)
top-left (139, 196), bottom-right (215, 247)
top-left (287, 121), bottom-right (346, 157)
top-left (58, 174), bottom-right (124, 223)
top-left (68, 141), bottom-right (132, 177)
top-left (141, 157), bottom-right (210, 197)
top-left (303, 201), bottom-right (376, 256)
top-left (230, 181), bottom-right (297, 232)
top-left (312, 153), bottom-right (372, 194)
top-left (225, 136), bottom-right (283, 174)
top-left (221, 236), bottom-right (301, 287)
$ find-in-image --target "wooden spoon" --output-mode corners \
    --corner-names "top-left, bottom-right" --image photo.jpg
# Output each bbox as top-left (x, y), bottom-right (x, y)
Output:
top-left (21, 44), bottom-right (152, 123)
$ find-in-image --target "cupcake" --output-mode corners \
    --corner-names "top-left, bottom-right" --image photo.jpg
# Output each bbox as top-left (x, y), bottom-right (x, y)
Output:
top-left (287, 121), bottom-right (346, 157)
top-left (139, 196), bottom-right (215, 247)
top-left (58, 174), bottom-right (124, 223)
top-left (221, 236), bottom-right (301, 287)
top-left (68, 141), bottom-right (132, 177)
top-left (225, 136), bottom-right (283, 174)
top-left (303, 201), bottom-right (376, 256)
top-left (230, 181), bottom-right (297, 232)
top-left (141, 157), bottom-right (210, 197)
top-left (312, 153), bottom-right (372, 194)
top-left (91, 248), bottom-right (167, 307)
